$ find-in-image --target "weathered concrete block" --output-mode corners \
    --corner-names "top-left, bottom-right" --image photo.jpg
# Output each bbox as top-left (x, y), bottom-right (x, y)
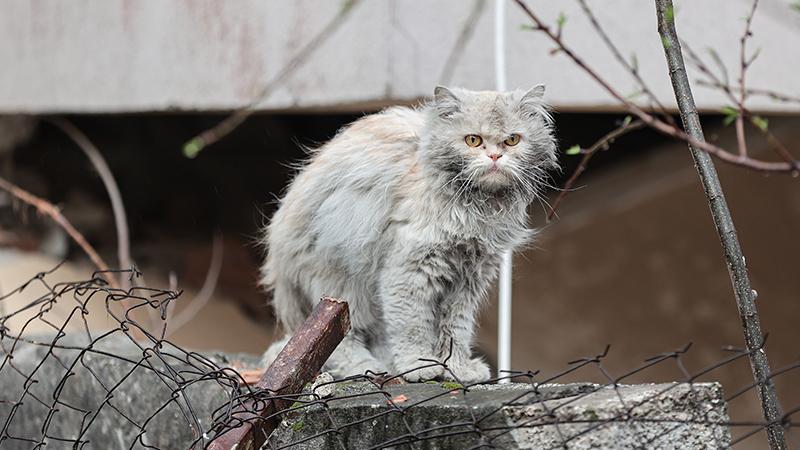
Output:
top-left (502, 382), bottom-right (730, 449)
top-left (0, 334), bottom-right (252, 449)
top-left (0, 335), bottom-right (730, 449)
top-left (270, 381), bottom-right (730, 449)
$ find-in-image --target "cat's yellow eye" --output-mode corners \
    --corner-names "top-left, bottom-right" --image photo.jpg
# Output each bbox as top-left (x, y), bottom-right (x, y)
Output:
top-left (465, 134), bottom-right (483, 147)
top-left (504, 134), bottom-right (521, 146)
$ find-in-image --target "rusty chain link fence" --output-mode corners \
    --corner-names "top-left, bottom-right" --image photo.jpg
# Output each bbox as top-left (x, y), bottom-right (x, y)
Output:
top-left (1, 265), bottom-right (798, 449)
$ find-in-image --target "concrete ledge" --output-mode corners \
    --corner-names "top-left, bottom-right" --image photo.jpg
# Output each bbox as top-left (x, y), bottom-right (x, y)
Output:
top-left (0, 336), bottom-right (730, 449)
top-left (271, 380), bottom-right (730, 449)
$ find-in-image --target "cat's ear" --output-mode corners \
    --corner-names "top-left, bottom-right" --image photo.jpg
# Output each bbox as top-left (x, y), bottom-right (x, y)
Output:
top-left (522, 84), bottom-right (546, 101)
top-left (518, 84), bottom-right (552, 123)
top-left (433, 86), bottom-right (461, 118)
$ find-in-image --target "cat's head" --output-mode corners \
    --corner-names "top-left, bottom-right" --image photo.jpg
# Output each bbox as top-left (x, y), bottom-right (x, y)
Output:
top-left (422, 86), bottom-right (558, 199)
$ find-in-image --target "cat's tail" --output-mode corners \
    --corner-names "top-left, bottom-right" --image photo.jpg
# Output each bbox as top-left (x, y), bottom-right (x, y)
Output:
top-left (268, 280), bottom-right (309, 332)
top-left (259, 334), bottom-right (292, 368)
top-left (260, 244), bottom-right (309, 332)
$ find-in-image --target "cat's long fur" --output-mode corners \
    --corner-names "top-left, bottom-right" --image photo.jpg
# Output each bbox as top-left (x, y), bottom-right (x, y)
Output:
top-left (261, 86), bottom-right (558, 383)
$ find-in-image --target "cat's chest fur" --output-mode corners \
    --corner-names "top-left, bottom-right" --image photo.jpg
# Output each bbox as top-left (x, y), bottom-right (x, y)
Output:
top-left (393, 181), bottom-right (532, 259)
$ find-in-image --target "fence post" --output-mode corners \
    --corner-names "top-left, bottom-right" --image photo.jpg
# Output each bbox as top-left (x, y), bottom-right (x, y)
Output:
top-left (655, 2), bottom-right (786, 448)
top-left (208, 297), bottom-right (350, 450)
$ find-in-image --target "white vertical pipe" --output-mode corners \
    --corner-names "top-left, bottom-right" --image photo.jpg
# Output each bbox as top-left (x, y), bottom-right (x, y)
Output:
top-left (494, 0), bottom-right (507, 92)
top-left (494, 0), bottom-right (513, 383)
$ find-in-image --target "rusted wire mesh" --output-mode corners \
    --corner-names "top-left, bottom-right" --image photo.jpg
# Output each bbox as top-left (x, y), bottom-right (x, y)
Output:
top-left (0, 265), bottom-right (797, 449)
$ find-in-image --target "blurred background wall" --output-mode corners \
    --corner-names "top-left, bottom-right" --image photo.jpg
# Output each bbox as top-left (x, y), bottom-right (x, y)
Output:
top-left (2, 0), bottom-right (799, 113)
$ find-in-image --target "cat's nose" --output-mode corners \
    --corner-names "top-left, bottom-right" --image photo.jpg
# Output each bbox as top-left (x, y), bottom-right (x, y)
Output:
top-left (488, 152), bottom-right (503, 162)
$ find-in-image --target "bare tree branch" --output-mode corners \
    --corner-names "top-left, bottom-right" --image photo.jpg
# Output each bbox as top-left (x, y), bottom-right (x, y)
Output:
top-left (682, 42), bottom-right (797, 166)
top-left (548, 119), bottom-right (645, 221)
top-left (737, 0), bottom-right (759, 109)
top-left (575, 0), bottom-right (673, 123)
top-left (166, 233), bottom-right (224, 337)
top-left (682, 43), bottom-right (739, 104)
top-left (48, 118), bottom-right (132, 291)
top-left (439, 0), bottom-right (486, 85)
top-left (0, 175), bottom-right (118, 289)
top-left (734, 0), bottom-right (759, 157)
top-left (512, 0), bottom-right (800, 174)
top-left (182, 0), bottom-right (363, 158)
top-left (695, 80), bottom-right (800, 105)
top-left (655, 2), bottom-right (786, 449)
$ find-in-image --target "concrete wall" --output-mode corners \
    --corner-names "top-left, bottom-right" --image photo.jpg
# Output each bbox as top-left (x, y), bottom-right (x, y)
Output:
top-left (1, 0), bottom-right (799, 113)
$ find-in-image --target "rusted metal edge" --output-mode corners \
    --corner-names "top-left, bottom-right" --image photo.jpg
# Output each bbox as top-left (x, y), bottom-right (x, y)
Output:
top-left (208, 297), bottom-right (350, 450)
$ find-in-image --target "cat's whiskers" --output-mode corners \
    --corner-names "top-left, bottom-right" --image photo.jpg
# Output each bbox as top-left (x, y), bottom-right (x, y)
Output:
top-left (438, 165), bottom-right (481, 222)
top-left (533, 191), bottom-right (554, 218)
top-left (435, 170), bottom-right (466, 198)
top-left (527, 165), bottom-right (563, 192)
top-left (505, 164), bottom-right (556, 219)
top-left (506, 163), bottom-right (536, 197)
top-left (430, 154), bottom-right (471, 200)
top-left (450, 166), bottom-right (480, 206)
top-left (523, 172), bottom-right (555, 217)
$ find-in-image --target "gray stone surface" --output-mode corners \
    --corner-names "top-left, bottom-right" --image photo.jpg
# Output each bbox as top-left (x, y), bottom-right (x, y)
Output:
top-left (0, 336), bottom-right (730, 449)
top-left (270, 381), bottom-right (730, 449)
top-left (503, 382), bottom-right (730, 449)
top-left (0, 334), bottom-right (258, 449)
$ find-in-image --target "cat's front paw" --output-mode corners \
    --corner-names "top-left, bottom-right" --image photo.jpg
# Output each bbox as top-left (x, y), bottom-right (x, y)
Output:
top-left (332, 358), bottom-right (389, 379)
top-left (401, 364), bottom-right (445, 382)
top-left (394, 355), bottom-right (445, 382)
top-left (444, 357), bottom-right (491, 385)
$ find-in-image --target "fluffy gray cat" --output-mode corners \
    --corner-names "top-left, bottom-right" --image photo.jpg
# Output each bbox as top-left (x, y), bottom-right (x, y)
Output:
top-left (260, 86), bottom-right (558, 383)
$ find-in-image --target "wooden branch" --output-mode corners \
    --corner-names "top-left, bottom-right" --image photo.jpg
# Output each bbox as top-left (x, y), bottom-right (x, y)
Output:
top-left (683, 43), bottom-right (796, 166)
top-left (208, 297), bottom-right (350, 450)
top-left (655, 2), bottom-right (786, 449)
top-left (737, 0), bottom-right (759, 109)
top-left (548, 119), bottom-right (645, 221)
top-left (165, 233), bottom-right (224, 337)
top-left (682, 43), bottom-right (739, 105)
top-left (735, 0), bottom-right (759, 158)
top-left (695, 80), bottom-right (800, 105)
top-left (0, 175), bottom-right (118, 289)
top-left (575, 0), bottom-right (673, 122)
top-left (48, 118), bottom-right (132, 291)
top-left (512, 0), bottom-right (800, 174)
top-left (182, 0), bottom-right (363, 158)
top-left (438, 0), bottom-right (486, 85)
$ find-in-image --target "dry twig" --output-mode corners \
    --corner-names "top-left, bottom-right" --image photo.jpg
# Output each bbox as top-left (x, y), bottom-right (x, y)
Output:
top-left (575, 0), bottom-right (673, 122)
top-left (182, 0), bottom-right (363, 158)
top-left (165, 233), bottom-right (224, 337)
top-left (0, 175), bottom-right (118, 288)
top-left (734, 0), bottom-right (760, 157)
top-left (47, 118), bottom-right (132, 291)
top-left (512, 0), bottom-right (800, 173)
top-left (439, 0), bottom-right (487, 85)
top-left (695, 80), bottom-right (800, 105)
top-left (547, 119), bottom-right (645, 220)
top-left (682, 44), bottom-right (797, 165)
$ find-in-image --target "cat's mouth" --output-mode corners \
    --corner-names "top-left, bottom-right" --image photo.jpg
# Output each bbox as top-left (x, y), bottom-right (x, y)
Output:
top-left (477, 168), bottom-right (512, 191)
